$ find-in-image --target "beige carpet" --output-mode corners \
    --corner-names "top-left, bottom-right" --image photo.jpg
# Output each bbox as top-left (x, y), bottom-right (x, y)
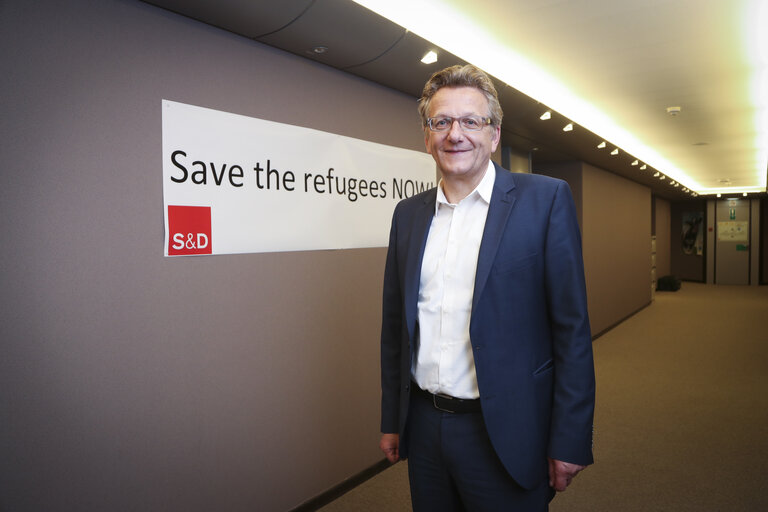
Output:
top-left (320, 283), bottom-right (768, 511)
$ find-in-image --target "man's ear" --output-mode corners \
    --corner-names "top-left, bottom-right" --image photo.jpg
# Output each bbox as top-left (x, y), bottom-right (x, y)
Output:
top-left (490, 124), bottom-right (501, 152)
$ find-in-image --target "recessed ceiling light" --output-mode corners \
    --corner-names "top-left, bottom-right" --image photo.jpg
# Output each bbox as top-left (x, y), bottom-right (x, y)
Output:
top-left (631, 159), bottom-right (639, 166)
top-left (540, 111), bottom-right (551, 120)
top-left (597, 141), bottom-right (606, 149)
top-left (610, 148), bottom-right (619, 156)
top-left (563, 123), bottom-right (573, 131)
top-left (653, 172), bottom-right (660, 177)
top-left (420, 50), bottom-right (438, 64)
top-left (312, 46), bottom-right (328, 54)
top-left (717, 193), bottom-right (722, 198)
top-left (640, 164), bottom-right (647, 170)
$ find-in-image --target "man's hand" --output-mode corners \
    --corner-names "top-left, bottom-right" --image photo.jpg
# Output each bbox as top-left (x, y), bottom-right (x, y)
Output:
top-left (548, 458), bottom-right (586, 492)
top-left (380, 433), bottom-right (400, 463)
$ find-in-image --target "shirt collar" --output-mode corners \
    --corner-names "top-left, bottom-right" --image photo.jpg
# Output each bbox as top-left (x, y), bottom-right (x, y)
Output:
top-left (435, 161), bottom-right (496, 214)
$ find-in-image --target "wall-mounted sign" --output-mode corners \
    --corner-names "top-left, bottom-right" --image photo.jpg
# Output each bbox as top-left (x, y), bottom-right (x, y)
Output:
top-left (717, 221), bottom-right (749, 242)
top-left (162, 100), bottom-right (436, 256)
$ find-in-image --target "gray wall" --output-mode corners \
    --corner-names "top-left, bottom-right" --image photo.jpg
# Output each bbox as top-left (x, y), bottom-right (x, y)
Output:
top-left (750, 199), bottom-right (761, 286)
top-left (0, 1), bottom-right (426, 510)
top-left (762, 198), bottom-right (768, 284)
top-left (654, 198), bottom-right (672, 278)
top-left (501, 146), bottom-right (531, 174)
top-left (581, 164), bottom-right (651, 335)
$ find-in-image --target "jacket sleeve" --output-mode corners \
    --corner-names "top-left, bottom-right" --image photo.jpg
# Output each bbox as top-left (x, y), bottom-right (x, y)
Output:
top-left (380, 206), bottom-right (404, 434)
top-left (544, 180), bottom-right (596, 466)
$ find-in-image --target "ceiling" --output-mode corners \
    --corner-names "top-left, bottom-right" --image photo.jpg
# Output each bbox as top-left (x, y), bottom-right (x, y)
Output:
top-left (143, 0), bottom-right (768, 201)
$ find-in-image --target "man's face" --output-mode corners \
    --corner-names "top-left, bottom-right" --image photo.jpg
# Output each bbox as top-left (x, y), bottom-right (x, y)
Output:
top-left (424, 86), bottom-right (500, 184)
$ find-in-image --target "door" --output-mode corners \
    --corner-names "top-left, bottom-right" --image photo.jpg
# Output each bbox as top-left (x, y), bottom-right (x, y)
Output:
top-left (715, 199), bottom-right (750, 284)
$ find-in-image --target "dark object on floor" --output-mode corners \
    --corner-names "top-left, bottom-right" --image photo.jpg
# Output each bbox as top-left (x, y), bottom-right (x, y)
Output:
top-left (657, 275), bottom-right (682, 291)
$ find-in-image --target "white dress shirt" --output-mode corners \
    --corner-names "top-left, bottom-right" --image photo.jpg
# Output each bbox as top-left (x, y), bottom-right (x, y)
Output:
top-left (412, 161), bottom-right (495, 399)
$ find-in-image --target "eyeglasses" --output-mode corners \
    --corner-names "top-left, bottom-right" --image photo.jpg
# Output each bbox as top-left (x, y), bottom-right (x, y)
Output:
top-left (426, 116), bottom-right (492, 132)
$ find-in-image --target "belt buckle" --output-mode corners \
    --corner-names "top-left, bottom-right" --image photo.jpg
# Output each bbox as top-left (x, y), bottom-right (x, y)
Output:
top-left (433, 393), bottom-right (456, 413)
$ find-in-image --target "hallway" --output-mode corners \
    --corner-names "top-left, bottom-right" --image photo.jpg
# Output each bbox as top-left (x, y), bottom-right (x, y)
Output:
top-left (320, 283), bottom-right (768, 511)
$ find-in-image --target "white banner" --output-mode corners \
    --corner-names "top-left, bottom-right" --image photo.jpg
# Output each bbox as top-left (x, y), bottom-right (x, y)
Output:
top-left (162, 100), bottom-right (436, 256)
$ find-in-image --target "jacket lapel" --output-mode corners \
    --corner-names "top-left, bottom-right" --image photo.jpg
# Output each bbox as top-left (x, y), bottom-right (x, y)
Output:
top-left (404, 190), bottom-right (436, 342)
top-left (472, 166), bottom-right (517, 313)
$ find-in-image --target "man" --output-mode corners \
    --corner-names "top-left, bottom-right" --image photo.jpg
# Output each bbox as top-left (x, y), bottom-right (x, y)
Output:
top-left (379, 64), bottom-right (595, 511)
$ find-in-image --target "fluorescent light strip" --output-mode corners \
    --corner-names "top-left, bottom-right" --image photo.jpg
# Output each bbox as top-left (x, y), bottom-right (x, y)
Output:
top-left (697, 184), bottom-right (765, 194)
top-left (352, 0), bottom-right (767, 194)
top-left (743, 0), bottom-right (768, 191)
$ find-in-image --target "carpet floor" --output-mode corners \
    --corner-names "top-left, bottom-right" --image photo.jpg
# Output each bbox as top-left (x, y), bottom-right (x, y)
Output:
top-left (319, 283), bottom-right (768, 511)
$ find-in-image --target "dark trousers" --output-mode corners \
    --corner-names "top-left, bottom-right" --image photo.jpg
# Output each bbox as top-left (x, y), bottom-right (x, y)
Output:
top-left (406, 389), bottom-right (554, 511)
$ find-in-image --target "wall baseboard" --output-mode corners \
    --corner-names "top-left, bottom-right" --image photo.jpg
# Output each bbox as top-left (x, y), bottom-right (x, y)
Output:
top-left (592, 301), bottom-right (652, 341)
top-left (289, 459), bottom-right (393, 512)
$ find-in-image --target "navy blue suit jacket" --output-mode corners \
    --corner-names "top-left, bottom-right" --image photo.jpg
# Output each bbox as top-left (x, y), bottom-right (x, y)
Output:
top-left (380, 163), bottom-right (595, 490)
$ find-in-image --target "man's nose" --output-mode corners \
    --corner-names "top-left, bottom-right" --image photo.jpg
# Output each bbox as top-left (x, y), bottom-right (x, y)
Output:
top-left (446, 119), bottom-right (464, 140)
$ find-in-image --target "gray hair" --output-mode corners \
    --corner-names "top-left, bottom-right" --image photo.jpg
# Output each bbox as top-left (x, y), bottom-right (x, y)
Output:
top-left (417, 64), bottom-right (503, 129)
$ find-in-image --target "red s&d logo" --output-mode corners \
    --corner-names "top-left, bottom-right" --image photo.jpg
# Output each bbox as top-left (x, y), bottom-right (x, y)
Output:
top-left (168, 205), bottom-right (212, 256)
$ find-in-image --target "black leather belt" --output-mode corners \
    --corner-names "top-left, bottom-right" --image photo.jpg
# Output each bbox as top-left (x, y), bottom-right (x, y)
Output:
top-left (413, 385), bottom-right (481, 413)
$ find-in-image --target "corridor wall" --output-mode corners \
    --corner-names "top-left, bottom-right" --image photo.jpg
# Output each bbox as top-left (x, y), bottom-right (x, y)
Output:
top-left (0, 1), bottom-right (425, 510)
top-left (654, 197), bottom-right (672, 278)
